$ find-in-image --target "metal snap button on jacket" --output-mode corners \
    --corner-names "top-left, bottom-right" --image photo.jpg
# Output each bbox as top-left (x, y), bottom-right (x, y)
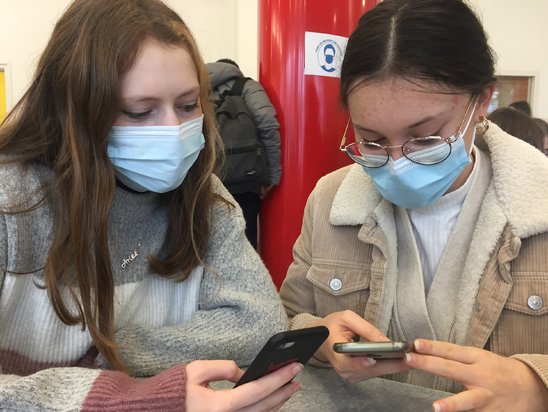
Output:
top-left (527, 295), bottom-right (544, 310)
top-left (329, 278), bottom-right (342, 291)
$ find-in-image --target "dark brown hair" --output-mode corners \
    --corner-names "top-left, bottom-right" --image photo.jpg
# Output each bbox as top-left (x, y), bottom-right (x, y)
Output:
top-left (0, 0), bottom-right (223, 371)
top-left (533, 117), bottom-right (548, 135)
top-left (340, 0), bottom-right (496, 104)
top-left (488, 107), bottom-right (544, 150)
top-left (509, 100), bottom-right (532, 116)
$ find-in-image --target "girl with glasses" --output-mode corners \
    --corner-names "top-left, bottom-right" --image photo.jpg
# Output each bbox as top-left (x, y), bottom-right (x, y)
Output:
top-left (280, 0), bottom-right (548, 410)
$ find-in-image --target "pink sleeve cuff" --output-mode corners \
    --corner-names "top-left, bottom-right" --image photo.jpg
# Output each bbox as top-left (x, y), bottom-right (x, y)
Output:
top-left (82, 364), bottom-right (187, 412)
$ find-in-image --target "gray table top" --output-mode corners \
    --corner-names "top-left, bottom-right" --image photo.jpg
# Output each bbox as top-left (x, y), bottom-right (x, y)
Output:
top-left (214, 365), bottom-right (452, 411)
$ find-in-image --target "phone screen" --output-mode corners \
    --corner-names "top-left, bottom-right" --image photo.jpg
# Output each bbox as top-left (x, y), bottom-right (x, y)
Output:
top-left (234, 326), bottom-right (329, 387)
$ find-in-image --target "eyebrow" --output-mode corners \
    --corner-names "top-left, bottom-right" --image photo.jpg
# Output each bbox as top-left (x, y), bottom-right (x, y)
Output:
top-left (123, 86), bottom-right (200, 103)
top-left (353, 112), bottom-right (447, 135)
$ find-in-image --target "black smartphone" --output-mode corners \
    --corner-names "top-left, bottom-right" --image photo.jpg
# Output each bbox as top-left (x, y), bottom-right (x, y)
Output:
top-left (234, 326), bottom-right (329, 387)
top-left (332, 341), bottom-right (413, 359)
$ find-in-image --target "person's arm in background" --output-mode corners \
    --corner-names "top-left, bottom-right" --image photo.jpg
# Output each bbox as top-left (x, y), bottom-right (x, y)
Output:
top-left (243, 80), bottom-right (281, 197)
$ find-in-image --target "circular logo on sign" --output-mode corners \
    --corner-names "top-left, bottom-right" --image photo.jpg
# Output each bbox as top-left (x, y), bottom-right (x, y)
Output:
top-left (316, 39), bottom-right (343, 73)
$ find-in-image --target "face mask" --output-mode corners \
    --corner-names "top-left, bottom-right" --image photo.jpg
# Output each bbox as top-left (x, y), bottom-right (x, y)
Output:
top-left (108, 115), bottom-right (205, 193)
top-left (363, 105), bottom-right (477, 209)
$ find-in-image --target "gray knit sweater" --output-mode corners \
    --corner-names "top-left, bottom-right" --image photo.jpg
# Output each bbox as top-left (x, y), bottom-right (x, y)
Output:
top-left (0, 163), bottom-right (287, 411)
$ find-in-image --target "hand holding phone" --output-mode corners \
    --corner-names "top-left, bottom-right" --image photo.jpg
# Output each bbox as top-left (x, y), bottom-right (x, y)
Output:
top-left (332, 341), bottom-right (413, 359)
top-left (234, 326), bottom-right (329, 387)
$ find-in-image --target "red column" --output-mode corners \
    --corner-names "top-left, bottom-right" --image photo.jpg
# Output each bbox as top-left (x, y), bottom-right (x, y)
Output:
top-left (259, 0), bottom-right (378, 289)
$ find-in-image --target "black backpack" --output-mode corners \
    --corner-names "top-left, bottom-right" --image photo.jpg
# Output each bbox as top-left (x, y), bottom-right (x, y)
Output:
top-left (212, 77), bottom-right (269, 194)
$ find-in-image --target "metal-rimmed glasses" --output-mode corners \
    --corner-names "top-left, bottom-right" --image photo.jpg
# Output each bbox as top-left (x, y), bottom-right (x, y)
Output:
top-left (339, 97), bottom-right (476, 168)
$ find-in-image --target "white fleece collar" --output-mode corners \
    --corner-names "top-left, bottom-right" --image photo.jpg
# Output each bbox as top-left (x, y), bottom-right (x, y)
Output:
top-left (479, 122), bottom-right (548, 237)
top-left (330, 122), bottom-right (548, 238)
top-left (329, 164), bottom-right (382, 225)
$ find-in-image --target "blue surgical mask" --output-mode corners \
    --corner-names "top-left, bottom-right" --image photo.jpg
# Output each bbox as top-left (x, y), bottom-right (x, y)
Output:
top-left (363, 111), bottom-right (477, 209)
top-left (108, 115), bottom-right (205, 193)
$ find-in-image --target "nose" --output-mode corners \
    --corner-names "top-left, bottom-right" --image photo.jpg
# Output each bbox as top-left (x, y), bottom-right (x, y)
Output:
top-left (161, 109), bottom-right (181, 127)
top-left (386, 145), bottom-right (406, 161)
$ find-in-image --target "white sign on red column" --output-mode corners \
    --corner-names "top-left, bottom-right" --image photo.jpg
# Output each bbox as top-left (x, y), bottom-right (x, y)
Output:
top-left (304, 31), bottom-right (349, 78)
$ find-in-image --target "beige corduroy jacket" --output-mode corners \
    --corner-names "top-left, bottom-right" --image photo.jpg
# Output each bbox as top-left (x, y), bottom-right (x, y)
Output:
top-left (280, 123), bottom-right (548, 391)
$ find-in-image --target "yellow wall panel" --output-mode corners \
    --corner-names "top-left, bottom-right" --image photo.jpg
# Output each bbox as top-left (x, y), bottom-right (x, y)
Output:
top-left (0, 70), bottom-right (6, 122)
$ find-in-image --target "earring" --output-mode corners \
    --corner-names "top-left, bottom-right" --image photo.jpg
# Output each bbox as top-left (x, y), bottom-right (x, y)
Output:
top-left (476, 116), bottom-right (489, 136)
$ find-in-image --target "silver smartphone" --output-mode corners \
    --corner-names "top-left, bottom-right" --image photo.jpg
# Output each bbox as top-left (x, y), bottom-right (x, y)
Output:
top-left (332, 341), bottom-right (413, 359)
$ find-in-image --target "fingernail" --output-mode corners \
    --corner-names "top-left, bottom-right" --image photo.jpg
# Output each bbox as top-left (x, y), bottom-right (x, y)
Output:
top-left (405, 352), bottom-right (412, 363)
top-left (293, 363), bottom-right (304, 374)
top-left (288, 382), bottom-right (302, 400)
top-left (414, 339), bottom-right (421, 351)
top-left (366, 357), bottom-right (377, 366)
top-left (433, 402), bottom-right (441, 412)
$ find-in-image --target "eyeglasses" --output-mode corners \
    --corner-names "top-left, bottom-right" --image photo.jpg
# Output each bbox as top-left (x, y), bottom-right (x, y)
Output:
top-left (340, 97), bottom-right (476, 168)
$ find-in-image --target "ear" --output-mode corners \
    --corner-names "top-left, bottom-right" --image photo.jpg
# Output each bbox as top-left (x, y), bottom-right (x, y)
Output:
top-left (474, 84), bottom-right (496, 122)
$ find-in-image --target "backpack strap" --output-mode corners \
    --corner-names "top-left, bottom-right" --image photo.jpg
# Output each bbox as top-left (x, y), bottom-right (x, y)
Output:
top-left (230, 77), bottom-right (250, 96)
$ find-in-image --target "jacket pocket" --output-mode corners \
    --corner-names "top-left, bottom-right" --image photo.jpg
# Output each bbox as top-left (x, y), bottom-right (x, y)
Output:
top-left (490, 275), bottom-right (548, 356)
top-left (305, 264), bottom-right (371, 318)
